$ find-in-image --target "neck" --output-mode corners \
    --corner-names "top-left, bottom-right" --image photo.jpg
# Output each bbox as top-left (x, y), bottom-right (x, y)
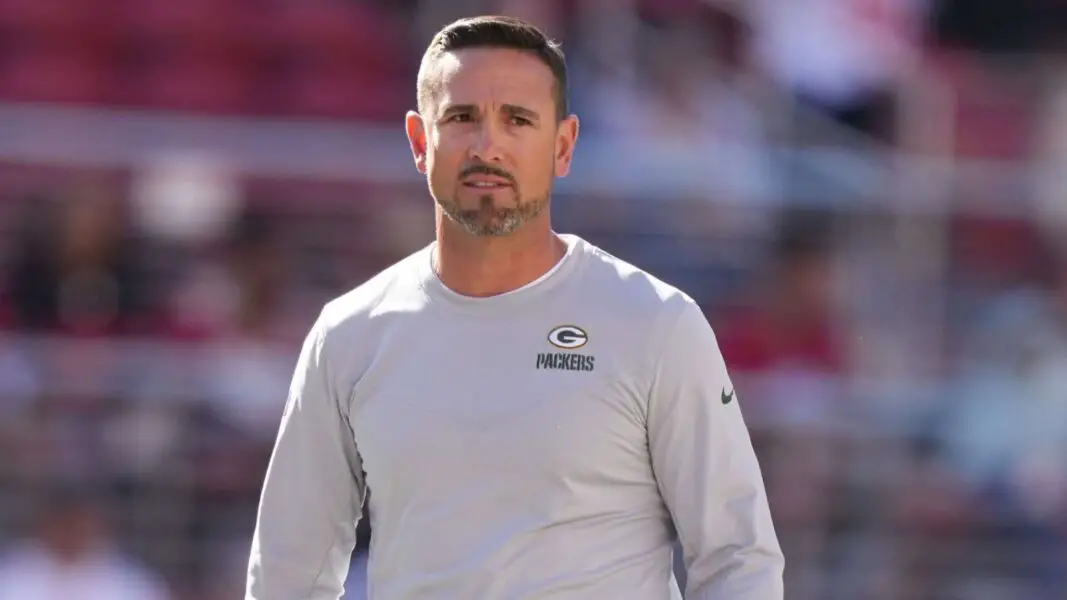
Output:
top-left (433, 212), bottom-right (566, 298)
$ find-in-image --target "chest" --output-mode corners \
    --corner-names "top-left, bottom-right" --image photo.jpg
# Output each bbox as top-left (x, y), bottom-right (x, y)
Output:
top-left (346, 317), bottom-right (652, 500)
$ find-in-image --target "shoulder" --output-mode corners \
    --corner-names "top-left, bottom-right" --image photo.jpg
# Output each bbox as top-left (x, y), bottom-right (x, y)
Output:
top-left (288, 246), bottom-right (432, 395)
top-left (567, 237), bottom-right (719, 404)
top-left (572, 235), bottom-right (700, 328)
top-left (296, 245), bottom-right (432, 365)
top-left (318, 246), bottom-right (430, 332)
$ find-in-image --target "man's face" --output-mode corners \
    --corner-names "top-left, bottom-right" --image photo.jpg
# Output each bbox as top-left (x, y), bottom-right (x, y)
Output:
top-left (406, 48), bottom-right (578, 237)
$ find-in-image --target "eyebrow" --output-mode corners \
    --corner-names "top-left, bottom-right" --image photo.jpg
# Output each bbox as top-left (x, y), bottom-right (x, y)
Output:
top-left (439, 103), bottom-right (541, 122)
top-left (502, 104), bottom-right (540, 123)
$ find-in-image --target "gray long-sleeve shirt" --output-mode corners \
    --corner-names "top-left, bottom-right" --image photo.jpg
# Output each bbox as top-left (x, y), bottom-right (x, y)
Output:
top-left (247, 234), bottom-right (783, 600)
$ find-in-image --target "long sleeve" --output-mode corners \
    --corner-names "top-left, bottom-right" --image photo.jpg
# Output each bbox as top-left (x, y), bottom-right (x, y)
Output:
top-left (647, 301), bottom-right (784, 600)
top-left (247, 317), bottom-right (366, 600)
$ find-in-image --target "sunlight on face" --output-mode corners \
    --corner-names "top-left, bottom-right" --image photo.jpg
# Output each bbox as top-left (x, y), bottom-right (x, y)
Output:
top-left (411, 48), bottom-right (577, 237)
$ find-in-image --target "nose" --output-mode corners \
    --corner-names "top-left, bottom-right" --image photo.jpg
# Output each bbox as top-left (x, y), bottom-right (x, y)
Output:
top-left (469, 120), bottom-right (504, 163)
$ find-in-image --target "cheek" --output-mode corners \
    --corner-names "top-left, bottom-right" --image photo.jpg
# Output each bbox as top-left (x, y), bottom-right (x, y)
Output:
top-left (428, 140), bottom-right (456, 163)
top-left (426, 141), bottom-right (458, 180)
top-left (426, 157), bottom-right (464, 201)
top-left (526, 147), bottom-right (559, 183)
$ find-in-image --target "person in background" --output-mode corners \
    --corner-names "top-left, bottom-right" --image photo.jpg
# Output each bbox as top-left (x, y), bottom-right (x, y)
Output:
top-left (0, 483), bottom-right (172, 600)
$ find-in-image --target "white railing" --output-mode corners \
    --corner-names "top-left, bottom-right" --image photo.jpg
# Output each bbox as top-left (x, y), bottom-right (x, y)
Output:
top-left (0, 100), bottom-right (1048, 218)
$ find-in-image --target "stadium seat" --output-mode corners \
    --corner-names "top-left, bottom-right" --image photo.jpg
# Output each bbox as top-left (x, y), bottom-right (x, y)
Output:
top-left (636, 0), bottom-right (704, 22)
top-left (120, 48), bottom-right (255, 114)
top-left (115, 0), bottom-right (249, 43)
top-left (0, 42), bottom-right (114, 105)
top-left (269, 62), bottom-right (406, 120)
top-left (0, 0), bottom-right (120, 59)
top-left (927, 51), bottom-right (1034, 159)
top-left (259, 1), bottom-right (411, 119)
top-left (0, 0), bottom-right (94, 34)
top-left (111, 0), bottom-right (259, 114)
top-left (264, 0), bottom-right (407, 60)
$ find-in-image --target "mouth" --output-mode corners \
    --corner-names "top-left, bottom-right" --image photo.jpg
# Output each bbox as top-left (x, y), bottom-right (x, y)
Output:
top-left (461, 175), bottom-right (513, 190)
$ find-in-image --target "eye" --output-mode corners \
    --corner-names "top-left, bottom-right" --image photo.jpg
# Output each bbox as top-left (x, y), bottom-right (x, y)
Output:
top-left (510, 115), bottom-right (532, 126)
top-left (447, 113), bottom-right (473, 123)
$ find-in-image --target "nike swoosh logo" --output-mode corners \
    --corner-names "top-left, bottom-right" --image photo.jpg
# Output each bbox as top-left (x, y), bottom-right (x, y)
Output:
top-left (721, 388), bottom-right (735, 405)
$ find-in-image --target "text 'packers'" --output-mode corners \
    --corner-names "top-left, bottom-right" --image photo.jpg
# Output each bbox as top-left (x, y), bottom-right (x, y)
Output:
top-left (536, 352), bottom-right (595, 372)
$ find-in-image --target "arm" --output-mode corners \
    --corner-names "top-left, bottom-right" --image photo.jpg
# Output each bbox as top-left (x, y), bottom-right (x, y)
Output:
top-left (647, 300), bottom-right (784, 600)
top-left (247, 317), bottom-right (366, 600)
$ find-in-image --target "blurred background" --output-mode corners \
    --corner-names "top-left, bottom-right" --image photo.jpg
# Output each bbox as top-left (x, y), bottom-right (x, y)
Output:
top-left (1, 0), bottom-right (1067, 599)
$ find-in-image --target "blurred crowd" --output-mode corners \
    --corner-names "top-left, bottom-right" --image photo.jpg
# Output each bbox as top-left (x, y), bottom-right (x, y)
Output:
top-left (2, 1), bottom-right (1067, 599)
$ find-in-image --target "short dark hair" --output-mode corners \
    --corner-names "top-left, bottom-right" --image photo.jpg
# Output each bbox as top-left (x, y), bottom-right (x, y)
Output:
top-left (417, 16), bottom-right (569, 121)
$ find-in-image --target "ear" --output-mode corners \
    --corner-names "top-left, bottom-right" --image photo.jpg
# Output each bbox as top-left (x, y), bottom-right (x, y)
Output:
top-left (405, 110), bottom-right (428, 173)
top-left (553, 114), bottom-right (579, 178)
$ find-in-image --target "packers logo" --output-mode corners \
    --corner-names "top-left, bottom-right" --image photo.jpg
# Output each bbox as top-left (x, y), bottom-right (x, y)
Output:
top-left (547, 325), bottom-right (588, 349)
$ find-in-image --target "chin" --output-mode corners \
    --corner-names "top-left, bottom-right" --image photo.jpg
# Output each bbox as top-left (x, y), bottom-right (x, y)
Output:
top-left (455, 213), bottom-right (526, 237)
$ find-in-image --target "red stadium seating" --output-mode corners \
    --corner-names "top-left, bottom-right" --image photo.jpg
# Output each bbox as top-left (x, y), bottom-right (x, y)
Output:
top-left (258, 1), bottom-right (412, 119)
top-left (0, 0), bottom-right (120, 105)
top-left (0, 0), bottom-right (96, 35)
top-left (0, 0), bottom-right (413, 118)
top-left (268, 61), bottom-right (407, 120)
top-left (0, 39), bottom-right (114, 105)
top-left (111, 0), bottom-right (259, 114)
top-left (121, 51), bottom-right (256, 114)
top-left (115, 0), bottom-right (249, 45)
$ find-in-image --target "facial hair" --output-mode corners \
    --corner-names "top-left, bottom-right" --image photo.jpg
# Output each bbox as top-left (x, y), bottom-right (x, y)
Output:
top-left (436, 192), bottom-right (548, 237)
top-left (436, 161), bottom-right (551, 237)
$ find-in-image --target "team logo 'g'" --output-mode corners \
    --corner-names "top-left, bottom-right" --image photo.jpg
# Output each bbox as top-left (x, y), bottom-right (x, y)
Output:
top-left (547, 325), bottom-right (588, 349)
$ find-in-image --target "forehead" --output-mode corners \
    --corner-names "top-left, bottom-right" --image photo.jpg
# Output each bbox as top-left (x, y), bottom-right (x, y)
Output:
top-left (431, 47), bottom-right (556, 111)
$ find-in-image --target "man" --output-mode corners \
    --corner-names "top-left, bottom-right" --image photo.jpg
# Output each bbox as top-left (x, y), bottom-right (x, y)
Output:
top-left (247, 15), bottom-right (783, 600)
